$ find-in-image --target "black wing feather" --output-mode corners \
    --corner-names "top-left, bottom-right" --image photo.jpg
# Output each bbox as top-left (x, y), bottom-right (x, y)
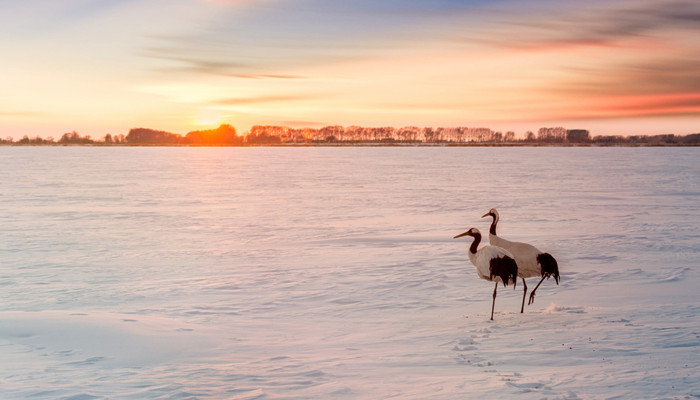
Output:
top-left (537, 252), bottom-right (560, 284)
top-left (490, 256), bottom-right (518, 287)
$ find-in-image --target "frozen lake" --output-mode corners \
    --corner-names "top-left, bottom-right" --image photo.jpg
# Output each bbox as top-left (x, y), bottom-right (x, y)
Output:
top-left (1, 146), bottom-right (698, 399)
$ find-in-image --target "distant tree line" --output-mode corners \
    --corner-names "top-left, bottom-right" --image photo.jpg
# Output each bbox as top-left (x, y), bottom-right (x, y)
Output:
top-left (3, 124), bottom-right (699, 146)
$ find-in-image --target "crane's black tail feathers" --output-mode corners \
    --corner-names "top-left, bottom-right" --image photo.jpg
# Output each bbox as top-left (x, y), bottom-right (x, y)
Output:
top-left (490, 256), bottom-right (518, 288)
top-left (537, 252), bottom-right (560, 285)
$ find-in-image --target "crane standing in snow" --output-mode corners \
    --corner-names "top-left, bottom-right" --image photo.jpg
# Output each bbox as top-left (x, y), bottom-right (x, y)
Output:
top-left (482, 209), bottom-right (560, 313)
top-left (453, 227), bottom-right (518, 320)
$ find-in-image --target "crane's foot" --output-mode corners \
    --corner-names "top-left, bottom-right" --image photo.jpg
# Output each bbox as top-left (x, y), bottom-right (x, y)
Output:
top-left (528, 291), bottom-right (536, 305)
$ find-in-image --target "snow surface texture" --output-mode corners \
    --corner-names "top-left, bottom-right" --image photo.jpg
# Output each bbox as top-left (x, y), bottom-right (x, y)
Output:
top-left (0, 147), bottom-right (698, 399)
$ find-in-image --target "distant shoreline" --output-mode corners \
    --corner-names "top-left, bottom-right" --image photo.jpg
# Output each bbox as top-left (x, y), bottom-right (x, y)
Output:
top-left (2, 142), bottom-right (699, 147)
top-left (3, 124), bottom-right (699, 146)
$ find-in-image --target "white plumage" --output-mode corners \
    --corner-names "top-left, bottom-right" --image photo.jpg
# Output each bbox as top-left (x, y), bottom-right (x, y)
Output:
top-left (482, 209), bottom-right (560, 313)
top-left (454, 227), bottom-right (518, 320)
top-left (489, 232), bottom-right (543, 278)
top-left (468, 244), bottom-right (514, 283)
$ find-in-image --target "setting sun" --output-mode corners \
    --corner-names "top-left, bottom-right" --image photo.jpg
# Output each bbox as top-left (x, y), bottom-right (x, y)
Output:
top-left (195, 108), bottom-right (224, 127)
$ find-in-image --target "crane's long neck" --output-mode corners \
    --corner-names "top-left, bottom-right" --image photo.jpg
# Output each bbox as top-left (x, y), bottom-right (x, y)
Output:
top-left (489, 214), bottom-right (499, 236)
top-left (469, 232), bottom-right (481, 254)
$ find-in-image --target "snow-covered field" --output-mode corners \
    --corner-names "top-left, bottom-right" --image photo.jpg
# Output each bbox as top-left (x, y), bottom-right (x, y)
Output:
top-left (0, 146), bottom-right (698, 399)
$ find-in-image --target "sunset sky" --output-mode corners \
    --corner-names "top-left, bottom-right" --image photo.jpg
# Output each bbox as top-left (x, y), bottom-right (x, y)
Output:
top-left (1, 0), bottom-right (699, 139)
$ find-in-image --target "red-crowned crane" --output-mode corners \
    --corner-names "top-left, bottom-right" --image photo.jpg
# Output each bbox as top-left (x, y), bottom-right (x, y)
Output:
top-left (454, 227), bottom-right (518, 320)
top-left (482, 209), bottom-right (560, 313)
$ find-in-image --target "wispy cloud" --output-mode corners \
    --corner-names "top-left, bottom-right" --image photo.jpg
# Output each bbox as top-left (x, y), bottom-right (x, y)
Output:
top-left (602, 93), bottom-right (700, 116)
top-left (139, 47), bottom-right (253, 76)
top-left (549, 56), bottom-right (700, 98)
top-left (474, 0), bottom-right (700, 50)
top-left (140, 40), bottom-right (310, 79)
top-left (137, 0), bottom-right (481, 78)
top-left (451, 0), bottom-right (700, 121)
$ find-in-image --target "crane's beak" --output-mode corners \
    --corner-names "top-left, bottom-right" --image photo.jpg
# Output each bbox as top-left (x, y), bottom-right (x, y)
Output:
top-left (481, 212), bottom-right (491, 218)
top-left (453, 231), bottom-right (470, 239)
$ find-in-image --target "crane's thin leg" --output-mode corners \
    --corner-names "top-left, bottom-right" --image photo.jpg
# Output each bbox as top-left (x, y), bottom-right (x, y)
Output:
top-left (491, 282), bottom-right (498, 320)
top-left (528, 276), bottom-right (547, 305)
top-left (520, 278), bottom-right (527, 313)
